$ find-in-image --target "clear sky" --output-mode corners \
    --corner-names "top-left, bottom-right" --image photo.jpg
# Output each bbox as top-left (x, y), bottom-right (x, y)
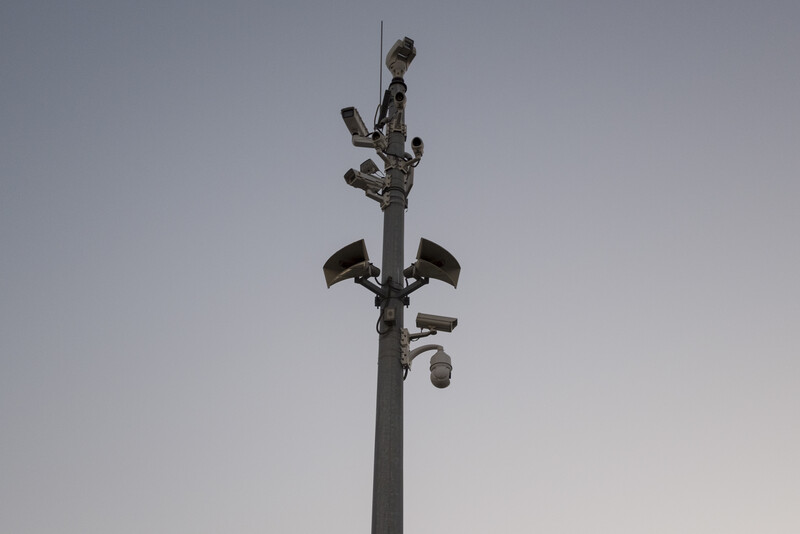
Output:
top-left (2, 1), bottom-right (798, 533)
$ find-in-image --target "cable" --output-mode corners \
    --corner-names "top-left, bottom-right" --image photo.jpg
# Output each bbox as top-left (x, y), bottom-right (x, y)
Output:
top-left (376, 308), bottom-right (390, 335)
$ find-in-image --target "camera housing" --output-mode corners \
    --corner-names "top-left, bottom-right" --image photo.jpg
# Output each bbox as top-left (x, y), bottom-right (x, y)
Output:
top-left (386, 37), bottom-right (416, 78)
top-left (429, 349), bottom-right (452, 388)
top-left (416, 313), bottom-right (458, 333)
top-left (341, 107), bottom-right (369, 137)
top-left (359, 159), bottom-right (380, 175)
top-left (393, 90), bottom-right (406, 110)
top-left (411, 137), bottom-right (424, 158)
top-left (344, 168), bottom-right (386, 192)
top-left (370, 130), bottom-right (388, 151)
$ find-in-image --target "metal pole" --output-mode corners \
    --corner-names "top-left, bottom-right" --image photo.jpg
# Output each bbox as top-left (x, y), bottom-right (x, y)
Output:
top-left (327, 37), bottom-right (460, 533)
top-left (372, 76), bottom-right (408, 534)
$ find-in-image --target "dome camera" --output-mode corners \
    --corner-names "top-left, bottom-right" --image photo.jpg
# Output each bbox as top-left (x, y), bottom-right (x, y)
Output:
top-left (429, 349), bottom-right (452, 389)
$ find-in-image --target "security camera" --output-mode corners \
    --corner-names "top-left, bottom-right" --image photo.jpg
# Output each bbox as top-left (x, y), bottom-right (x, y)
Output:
top-left (360, 159), bottom-right (380, 174)
top-left (341, 107), bottom-right (369, 137)
top-left (344, 168), bottom-right (386, 192)
top-left (429, 349), bottom-right (452, 388)
top-left (352, 136), bottom-right (373, 148)
top-left (370, 131), bottom-right (388, 151)
top-left (411, 137), bottom-right (423, 158)
top-left (348, 129), bottom-right (388, 151)
top-left (401, 342), bottom-right (455, 388)
top-left (416, 313), bottom-right (458, 333)
top-left (386, 37), bottom-right (416, 78)
top-left (392, 90), bottom-right (406, 110)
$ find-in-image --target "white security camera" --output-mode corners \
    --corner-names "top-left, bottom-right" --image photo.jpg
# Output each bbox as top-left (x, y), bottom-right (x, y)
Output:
top-left (429, 349), bottom-right (452, 388)
top-left (352, 136), bottom-right (373, 148)
top-left (341, 107), bottom-right (369, 137)
top-left (393, 90), bottom-right (406, 110)
top-left (370, 131), bottom-right (388, 151)
top-left (344, 168), bottom-right (386, 192)
top-left (350, 131), bottom-right (388, 150)
top-left (416, 313), bottom-right (458, 333)
top-left (411, 137), bottom-right (423, 158)
top-left (401, 342), bottom-right (455, 389)
top-left (386, 37), bottom-right (416, 78)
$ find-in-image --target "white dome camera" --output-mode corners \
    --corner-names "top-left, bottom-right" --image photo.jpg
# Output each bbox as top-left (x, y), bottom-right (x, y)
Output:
top-left (429, 349), bottom-right (452, 389)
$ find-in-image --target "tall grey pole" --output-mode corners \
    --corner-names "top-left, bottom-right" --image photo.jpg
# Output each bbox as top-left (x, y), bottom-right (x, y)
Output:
top-left (326, 37), bottom-right (459, 534)
top-left (372, 76), bottom-right (408, 534)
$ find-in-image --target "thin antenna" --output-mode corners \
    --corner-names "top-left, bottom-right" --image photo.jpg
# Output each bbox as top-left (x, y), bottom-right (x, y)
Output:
top-left (374, 21), bottom-right (384, 130)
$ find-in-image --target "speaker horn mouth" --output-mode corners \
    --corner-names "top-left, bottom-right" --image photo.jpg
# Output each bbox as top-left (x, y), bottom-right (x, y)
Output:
top-left (323, 239), bottom-right (381, 288)
top-left (403, 238), bottom-right (461, 288)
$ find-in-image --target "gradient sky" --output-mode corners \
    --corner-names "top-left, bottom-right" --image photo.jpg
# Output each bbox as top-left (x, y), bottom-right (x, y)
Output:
top-left (2, 1), bottom-right (798, 533)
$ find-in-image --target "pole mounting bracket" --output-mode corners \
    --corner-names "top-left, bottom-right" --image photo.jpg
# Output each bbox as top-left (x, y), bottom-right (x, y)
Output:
top-left (356, 277), bottom-right (387, 299)
top-left (398, 277), bottom-right (429, 299)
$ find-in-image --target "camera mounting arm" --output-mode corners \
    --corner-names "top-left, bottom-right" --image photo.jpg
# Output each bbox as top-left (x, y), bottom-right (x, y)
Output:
top-left (401, 342), bottom-right (442, 369)
top-left (399, 337), bottom-right (453, 388)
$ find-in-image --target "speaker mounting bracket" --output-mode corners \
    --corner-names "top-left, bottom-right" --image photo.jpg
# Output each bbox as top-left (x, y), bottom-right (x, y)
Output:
top-left (356, 277), bottom-right (387, 299)
top-left (398, 277), bottom-right (429, 299)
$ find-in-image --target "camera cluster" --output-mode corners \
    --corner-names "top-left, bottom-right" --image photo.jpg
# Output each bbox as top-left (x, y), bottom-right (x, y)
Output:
top-left (325, 36), bottom-right (461, 389)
